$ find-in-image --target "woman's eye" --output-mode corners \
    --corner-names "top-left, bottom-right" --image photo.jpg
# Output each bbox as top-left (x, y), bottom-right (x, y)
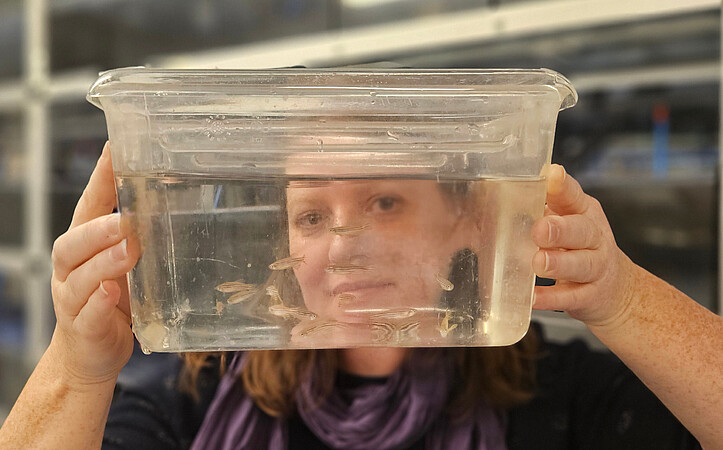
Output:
top-left (296, 212), bottom-right (324, 228)
top-left (372, 196), bottom-right (401, 213)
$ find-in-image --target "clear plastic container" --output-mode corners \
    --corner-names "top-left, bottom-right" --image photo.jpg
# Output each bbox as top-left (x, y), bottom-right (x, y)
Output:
top-left (87, 67), bottom-right (577, 352)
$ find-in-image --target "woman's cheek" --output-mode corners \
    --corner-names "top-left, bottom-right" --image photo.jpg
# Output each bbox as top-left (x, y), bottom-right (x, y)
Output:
top-left (291, 237), bottom-right (329, 300)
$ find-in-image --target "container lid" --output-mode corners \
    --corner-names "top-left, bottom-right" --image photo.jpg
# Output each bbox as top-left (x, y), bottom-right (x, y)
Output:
top-left (87, 67), bottom-right (577, 111)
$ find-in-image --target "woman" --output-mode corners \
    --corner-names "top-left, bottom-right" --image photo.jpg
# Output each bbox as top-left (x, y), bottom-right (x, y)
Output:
top-left (0, 142), bottom-right (720, 449)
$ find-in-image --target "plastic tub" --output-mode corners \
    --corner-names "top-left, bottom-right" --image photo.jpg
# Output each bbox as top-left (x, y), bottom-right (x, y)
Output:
top-left (87, 67), bottom-right (577, 352)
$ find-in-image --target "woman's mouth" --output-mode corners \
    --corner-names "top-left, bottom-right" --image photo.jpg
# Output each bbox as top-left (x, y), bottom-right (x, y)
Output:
top-left (330, 280), bottom-right (394, 296)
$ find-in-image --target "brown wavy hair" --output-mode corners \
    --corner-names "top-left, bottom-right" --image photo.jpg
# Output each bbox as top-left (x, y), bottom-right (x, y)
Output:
top-left (179, 329), bottom-right (539, 418)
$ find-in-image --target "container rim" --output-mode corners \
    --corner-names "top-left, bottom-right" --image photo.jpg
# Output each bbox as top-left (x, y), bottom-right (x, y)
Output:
top-left (87, 66), bottom-right (577, 111)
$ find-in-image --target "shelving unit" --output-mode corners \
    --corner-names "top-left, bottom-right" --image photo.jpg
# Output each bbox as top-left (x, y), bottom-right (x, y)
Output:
top-left (0, 0), bottom-right (720, 424)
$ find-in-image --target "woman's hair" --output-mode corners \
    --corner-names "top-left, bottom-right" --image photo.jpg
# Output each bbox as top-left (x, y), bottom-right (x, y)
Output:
top-left (180, 330), bottom-right (539, 418)
top-left (180, 173), bottom-right (541, 416)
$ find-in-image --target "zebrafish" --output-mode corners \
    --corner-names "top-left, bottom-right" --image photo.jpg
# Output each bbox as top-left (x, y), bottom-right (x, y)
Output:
top-left (437, 310), bottom-right (458, 337)
top-left (371, 321), bottom-right (395, 342)
top-left (325, 264), bottom-right (372, 274)
top-left (227, 289), bottom-right (258, 304)
top-left (265, 285), bottom-right (284, 305)
top-left (269, 304), bottom-right (317, 321)
top-left (268, 255), bottom-right (305, 270)
top-left (396, 321), bottom-right (420, 338)
top-left (216, 280), bottom-right (257, 293)
top-left (435, 273), bottom-right (454, 291)
top-left (369, 308), bottom-right (417, 320)
top-left (216, 280), bottom-right (258, 304)
top-left (329, 224), bottom-right (369, 236)
top-left (299, 320), bottom-right (347, 336)
top-left (372, 320), bottom-right (420, 343)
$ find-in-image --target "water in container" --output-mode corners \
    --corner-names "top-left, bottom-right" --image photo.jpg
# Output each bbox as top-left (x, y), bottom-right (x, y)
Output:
top-left (87, 68), bottom-right (577, 351)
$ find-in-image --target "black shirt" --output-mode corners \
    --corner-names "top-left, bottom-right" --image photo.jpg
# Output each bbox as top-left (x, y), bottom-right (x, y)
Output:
top-left (103, 327), bottom-right (700, 450)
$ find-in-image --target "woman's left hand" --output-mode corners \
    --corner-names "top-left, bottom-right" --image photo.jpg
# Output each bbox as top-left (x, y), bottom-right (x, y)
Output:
top-left (530, 164), bottom-right (637, 328)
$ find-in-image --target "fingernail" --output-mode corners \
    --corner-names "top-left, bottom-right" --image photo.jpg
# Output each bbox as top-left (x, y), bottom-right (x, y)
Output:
top-left (111, 239), bottom-right (128, 260)
top-left (99, 281), bottom-right (109, 296)
top-left (106, 214), bottom-right (121, 237)
top-left (547, 220), bottom-right (558, 244)
top-left (543, 251), bottom-right (551, 272)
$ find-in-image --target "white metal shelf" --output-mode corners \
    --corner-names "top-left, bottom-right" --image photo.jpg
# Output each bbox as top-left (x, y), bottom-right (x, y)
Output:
top-left (0, 247), bottom-right (27, 273)
top-left (0, 81), bottom-right (24, 113)
top-left (0, 1), bottom-right (719, 111)
top-left (571, 61), bottom-right (721, 93)
top-left (153, 0), bottom-right (719, 69)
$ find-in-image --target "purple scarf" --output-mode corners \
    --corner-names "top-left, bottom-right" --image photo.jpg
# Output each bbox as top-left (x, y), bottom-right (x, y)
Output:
top-left (190, 352), bottom-right (507, 450)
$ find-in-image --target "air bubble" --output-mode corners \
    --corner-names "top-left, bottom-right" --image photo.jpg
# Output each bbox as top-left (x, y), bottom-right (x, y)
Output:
top-left (141, 345), bottom-right (152, 355)
top-left (386, 130), bottom-right (399, 141)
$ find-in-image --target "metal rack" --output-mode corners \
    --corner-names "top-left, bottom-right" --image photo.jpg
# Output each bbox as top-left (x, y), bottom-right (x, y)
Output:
top-left (0, 0), bottom-right (721, 422)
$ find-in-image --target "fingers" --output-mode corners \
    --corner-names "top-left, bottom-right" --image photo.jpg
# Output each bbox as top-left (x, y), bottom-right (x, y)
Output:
top-left (545, 164), bottom-right (592, 216)
top-left (70, 142), bottom-right (117, 230)
top-left (532, 248), bottom-right (605, 283)
top-left (55, 239), bottom-right (139, 318)
top-left (52, 213), bottom-right (123, 282)
top-left (532, 284), bottom-right (585, 312)
top-left (531, 214), bottom-right (603, 250)
top-left (72, 280), bottom-right (122, 338)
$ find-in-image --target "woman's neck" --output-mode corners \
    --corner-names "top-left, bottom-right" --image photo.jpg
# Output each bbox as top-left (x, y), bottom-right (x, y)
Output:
top-left (339, 347), bottom-right (409, 376)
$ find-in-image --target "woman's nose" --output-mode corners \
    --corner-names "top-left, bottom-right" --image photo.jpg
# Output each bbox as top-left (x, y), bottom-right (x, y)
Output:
top-left (326, 211), bottom-right (371, 266)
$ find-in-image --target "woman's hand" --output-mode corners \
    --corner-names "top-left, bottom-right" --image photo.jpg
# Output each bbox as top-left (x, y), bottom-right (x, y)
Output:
top-left (48, 142), bottom-right (140, 384)
top-left (531, 164), bottom-right (636, 328)
top-left (532, 164), bottom-right (723, 449)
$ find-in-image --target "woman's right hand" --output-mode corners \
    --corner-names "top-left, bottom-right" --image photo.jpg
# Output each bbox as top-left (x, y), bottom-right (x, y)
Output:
top-left (48, 142), bottom-right (140, 384)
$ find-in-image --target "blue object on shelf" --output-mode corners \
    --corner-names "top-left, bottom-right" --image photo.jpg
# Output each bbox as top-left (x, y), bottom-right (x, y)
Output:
top-left (652, 104), bottom-right (670, 178)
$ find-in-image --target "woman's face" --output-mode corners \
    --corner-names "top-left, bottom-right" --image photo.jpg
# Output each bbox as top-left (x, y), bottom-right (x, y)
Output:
top-left (286, 179), bottom-right (470, 323)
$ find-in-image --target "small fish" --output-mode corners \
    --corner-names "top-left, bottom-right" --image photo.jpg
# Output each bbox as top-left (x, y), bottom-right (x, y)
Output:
top-left (227, 289), bottom-right (257, 304)
top-left (437, 310), bottom-right (458, 337)
top-left (372, 320), bottom-right (420, 343)
top-left (369, 308), bottom-right (417, 320)
top-left (269, 304), bottom-right (317, 321)
top-left (299, 320), bottom-right (347, 336)
top-left (265, 285), bottom-right (283, 305)
top-left (216, 280), bottom-right (257, 293)
top-left (337, 293), bottom-right (357, 306)
top-left (435, 274), bottom-right (454, 291)
top-left (215, 301), bottom-right (226, 315)
top-left (268, 255), bottom-right (305, 271)
top-left (396, 321), bottom-right (420, 340)
top-left (371, 321), bottom-right (395, 342)
top-left (325, 264), bottom-right (372, 274)
top-left (329, 224), bottom-right (369, 236)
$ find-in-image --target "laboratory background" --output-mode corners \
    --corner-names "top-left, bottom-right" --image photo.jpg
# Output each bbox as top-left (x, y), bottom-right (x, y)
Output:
top-left (0, 0), bottom-right (720, 423)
